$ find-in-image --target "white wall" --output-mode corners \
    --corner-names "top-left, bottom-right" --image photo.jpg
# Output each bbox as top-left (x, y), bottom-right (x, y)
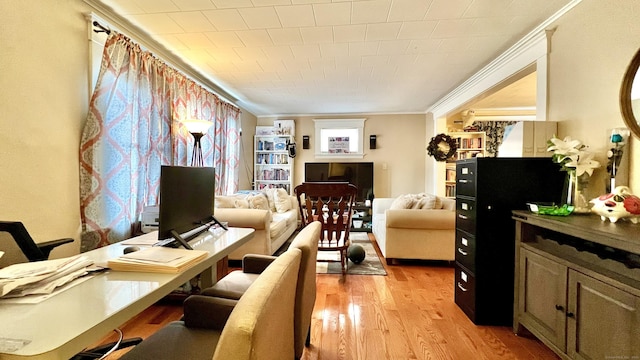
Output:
top-left (547, 0), bottom-right (640, 197)
top-left (0, 0), bottom-right (92, 257)
top-left (258, 114), bottom-right (426, 198)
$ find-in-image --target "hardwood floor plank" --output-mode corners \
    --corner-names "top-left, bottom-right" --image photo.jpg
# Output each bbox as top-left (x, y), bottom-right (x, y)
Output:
top-left (99, 235), bottom-right (559, 360)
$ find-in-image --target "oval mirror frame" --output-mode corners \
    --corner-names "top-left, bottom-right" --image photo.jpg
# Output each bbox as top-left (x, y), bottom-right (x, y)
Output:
top-left (620, 47), bottom-right (640, 139)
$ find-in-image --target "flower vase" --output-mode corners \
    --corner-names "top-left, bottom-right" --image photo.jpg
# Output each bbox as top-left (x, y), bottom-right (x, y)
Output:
top-left (564, 171), bottom-right (591, 214)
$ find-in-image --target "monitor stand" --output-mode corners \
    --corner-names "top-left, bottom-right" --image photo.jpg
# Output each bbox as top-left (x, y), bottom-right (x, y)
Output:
top-left (169, 230), bottom-right (194, 250)
top-left (209, 215), bottom-right (228, 231)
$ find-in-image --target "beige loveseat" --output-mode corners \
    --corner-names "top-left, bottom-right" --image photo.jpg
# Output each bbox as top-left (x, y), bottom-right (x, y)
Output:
top-left (214, 189), bottom-right (298, 260)
top-left (372, 194), bottom-right (455, 264)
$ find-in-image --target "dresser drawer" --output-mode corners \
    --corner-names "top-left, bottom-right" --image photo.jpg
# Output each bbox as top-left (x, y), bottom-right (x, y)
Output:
top-left (456, 162), bottom-right (476, 196)
top-left (455, 230), bottom-right (476, 272)
top-left (455, 264), bottom-right (476, 322)
top-left (456, 198), bottom-right (476, 233)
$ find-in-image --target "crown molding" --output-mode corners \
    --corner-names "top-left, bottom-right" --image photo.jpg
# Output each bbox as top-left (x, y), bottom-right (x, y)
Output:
top-left (427, 0), bottom-right (583, 119)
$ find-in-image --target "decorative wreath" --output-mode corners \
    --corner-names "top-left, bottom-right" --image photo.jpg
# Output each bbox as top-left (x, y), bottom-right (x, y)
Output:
top-left (427, 133), bottom-right (458, 162)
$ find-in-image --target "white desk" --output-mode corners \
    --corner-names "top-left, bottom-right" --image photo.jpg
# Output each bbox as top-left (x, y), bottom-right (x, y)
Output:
top-left (0, 227), bottom-right (254, 360)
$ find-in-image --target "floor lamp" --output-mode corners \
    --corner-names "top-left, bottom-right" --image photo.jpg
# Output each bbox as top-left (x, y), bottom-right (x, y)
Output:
top-left (181, 119), bottom-right (213, 167)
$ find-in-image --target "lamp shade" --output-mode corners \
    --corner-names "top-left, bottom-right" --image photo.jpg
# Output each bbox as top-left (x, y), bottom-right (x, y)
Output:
top-left (181, 119), bottom-right (213, 134)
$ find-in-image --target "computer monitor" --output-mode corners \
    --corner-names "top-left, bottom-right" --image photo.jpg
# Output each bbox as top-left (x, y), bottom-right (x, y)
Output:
top-left (158, 166), bottom-right (219, 249)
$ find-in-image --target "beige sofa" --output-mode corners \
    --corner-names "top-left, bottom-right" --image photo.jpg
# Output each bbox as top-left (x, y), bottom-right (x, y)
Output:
top-left (372, 194), bottom-right (456, 264)
top-left (214, 189), bottom-right (298, 260)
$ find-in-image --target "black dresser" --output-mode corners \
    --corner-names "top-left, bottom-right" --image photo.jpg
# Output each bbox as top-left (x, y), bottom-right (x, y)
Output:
top-left (454, 157), bottom-right (565, 325)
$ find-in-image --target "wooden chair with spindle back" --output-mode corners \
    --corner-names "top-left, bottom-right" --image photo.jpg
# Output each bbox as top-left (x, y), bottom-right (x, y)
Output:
top-left (294, 182), bottom-right (357, 275)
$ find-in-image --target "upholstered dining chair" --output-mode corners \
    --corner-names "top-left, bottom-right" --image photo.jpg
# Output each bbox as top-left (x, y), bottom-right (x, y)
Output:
top-left (119, 248), bottom-right (302, 360)
top-left (200, 221), bottom-right (321, 359)
top-left (294, 182), bottom-right (357, 275)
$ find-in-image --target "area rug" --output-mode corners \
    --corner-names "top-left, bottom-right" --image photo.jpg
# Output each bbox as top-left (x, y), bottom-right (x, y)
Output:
top-left (274, 231), bottom-right (387, 275)
top-left (274, 232), bottom-right (387, 275)
top-left (316, 232), bottom-right (387, 276)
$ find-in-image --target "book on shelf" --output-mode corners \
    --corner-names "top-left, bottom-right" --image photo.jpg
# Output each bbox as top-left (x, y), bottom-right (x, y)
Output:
top-left (107, 247), bottom-right (208, 273)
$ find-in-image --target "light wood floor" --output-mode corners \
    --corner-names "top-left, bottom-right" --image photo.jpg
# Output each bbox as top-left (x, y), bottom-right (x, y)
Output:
top-left (96, 235), bottom-right (559, 360)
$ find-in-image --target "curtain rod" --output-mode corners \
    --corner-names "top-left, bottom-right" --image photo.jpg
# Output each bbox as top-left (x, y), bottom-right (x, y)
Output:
top-left (92, 20), bottom-right (111, 35)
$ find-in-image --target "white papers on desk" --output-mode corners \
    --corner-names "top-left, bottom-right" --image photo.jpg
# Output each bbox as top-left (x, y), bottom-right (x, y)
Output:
top-left (107, 247), bottom-right (208, 273)
top-left (0, 255), bottom-right (94, 299)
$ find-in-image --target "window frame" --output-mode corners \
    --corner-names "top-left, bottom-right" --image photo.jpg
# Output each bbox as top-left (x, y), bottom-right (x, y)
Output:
top-left (313, 118), bottom-right (366, 159)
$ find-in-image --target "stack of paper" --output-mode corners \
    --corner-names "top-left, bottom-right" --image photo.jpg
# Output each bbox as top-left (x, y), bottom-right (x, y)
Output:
top-left (0, 255), bottom-right (94, 299)
top-left (107, 247), bottom-right (208, 273)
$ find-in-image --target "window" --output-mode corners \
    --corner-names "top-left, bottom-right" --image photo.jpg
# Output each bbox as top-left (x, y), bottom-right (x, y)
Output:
top-left (313, 119), bottom-right (366, 158)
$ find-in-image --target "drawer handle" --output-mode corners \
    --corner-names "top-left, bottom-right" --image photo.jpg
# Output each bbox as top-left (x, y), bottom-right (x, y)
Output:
top-left (555, 304), bottom-right (564, 311)
top-left (457, 248), bottom-right (468, 256)
top-left (566, 312), bottom-right (575, 318)
top-left (457, 282), bottom-right (468, 292)
top-left (459, 179), bottom-right (469, 183)
top-left (458, 214), bottom-right (468, 220)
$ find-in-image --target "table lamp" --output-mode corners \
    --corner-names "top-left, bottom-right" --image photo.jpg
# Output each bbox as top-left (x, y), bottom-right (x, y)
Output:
top-left (181, 119), bottom-right (213, 167)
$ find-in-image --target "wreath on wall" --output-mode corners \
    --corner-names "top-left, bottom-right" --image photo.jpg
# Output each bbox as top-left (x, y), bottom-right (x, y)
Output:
top-left (427, 133), bottom-right (458, 161)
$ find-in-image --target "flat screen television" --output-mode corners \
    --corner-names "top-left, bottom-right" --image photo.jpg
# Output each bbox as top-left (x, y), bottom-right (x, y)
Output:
top-left (158, 166), bottom-right (217, 248)
top-left (304, 162), bottom-right (373, 203)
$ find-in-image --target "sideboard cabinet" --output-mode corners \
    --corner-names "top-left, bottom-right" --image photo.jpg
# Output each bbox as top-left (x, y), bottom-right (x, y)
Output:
top-left (513, 211), bottom-right (640, 359)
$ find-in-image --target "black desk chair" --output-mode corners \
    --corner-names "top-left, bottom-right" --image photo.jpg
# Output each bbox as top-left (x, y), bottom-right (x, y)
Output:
top-left (0, 221), bottom-right (74, 267)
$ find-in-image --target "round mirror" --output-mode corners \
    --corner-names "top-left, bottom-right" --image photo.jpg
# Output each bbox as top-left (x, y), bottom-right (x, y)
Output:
top-left (620, 48), bottom-right (640, 139)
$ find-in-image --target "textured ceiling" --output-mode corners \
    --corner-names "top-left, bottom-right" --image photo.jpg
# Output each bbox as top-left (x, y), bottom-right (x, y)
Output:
top-left (95, 0), bottom-right (572, 116)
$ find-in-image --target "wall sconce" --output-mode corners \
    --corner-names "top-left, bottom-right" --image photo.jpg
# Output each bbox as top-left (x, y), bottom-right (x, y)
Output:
top-left (180, 119), bottom-right (213, 167)
top-left (302, 135), bottom-right (310, 149)
top-left (369, 135), bottom-right (377, 149)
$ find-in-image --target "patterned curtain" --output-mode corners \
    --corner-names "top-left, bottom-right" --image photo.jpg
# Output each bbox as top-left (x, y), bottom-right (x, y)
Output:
top-left (79, 33), bottom-right (240, 251)
top-left (472, 121), bottom-right (516, 157)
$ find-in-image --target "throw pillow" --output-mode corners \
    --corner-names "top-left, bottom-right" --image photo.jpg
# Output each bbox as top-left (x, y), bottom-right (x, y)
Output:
top-left (248, 194), bottom-right (270, 210)
top-left (234, 199), bottom-right (250, 208)
top-left (273, 188), bottom-right (291, 213)
top-left (215, 196), bottom-right (237, 208)
top-left (413, 193), bottom-right (437, 209)
top-left (434, 196), bottom-right (444, 209)
top-left (262, 188), bottom-right (278, 212)
top-left (390, 194), bottom-right (415, 209)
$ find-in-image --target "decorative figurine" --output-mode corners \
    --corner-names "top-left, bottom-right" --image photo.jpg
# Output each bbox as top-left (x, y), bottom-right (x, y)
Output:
top-left (590, 186), bottom-right (640, 223)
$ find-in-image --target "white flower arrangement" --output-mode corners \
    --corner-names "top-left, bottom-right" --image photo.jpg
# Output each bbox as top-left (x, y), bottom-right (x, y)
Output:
top-left (547, 136), bottom-right (600, 176)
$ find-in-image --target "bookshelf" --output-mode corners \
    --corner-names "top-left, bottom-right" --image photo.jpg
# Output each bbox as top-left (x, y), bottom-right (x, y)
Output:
top-left (254, 135), bottom-right (294, 194)
top-left (444, 131), bottom-right (486, 198)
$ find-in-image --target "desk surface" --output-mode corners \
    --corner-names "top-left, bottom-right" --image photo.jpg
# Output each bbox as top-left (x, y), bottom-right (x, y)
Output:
top-left (0, 227), bottom-right (254, 360)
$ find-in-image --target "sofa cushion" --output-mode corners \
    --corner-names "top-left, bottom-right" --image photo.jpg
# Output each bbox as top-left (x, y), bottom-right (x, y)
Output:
top-left (274, 188), bottom-right (292, 213)
top-left (273, 210), bottom-right (297, 228)
top-left (269, 217), bottom-right (288, 240)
